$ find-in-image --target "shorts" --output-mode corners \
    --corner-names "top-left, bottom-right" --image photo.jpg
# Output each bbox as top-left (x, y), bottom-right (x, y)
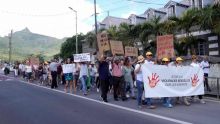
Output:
top-left (27, 72), bottom-right (32, 80)
top-left (64, 73), bottom-right (73, 81)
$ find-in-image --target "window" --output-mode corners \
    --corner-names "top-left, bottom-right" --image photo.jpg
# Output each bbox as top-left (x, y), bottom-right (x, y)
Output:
top-left (197, 41), bottom-right (205, 55)
top-left (168, 5), bottom-right (175, 17)
top-left (192, 0), bottom-right (196, 8)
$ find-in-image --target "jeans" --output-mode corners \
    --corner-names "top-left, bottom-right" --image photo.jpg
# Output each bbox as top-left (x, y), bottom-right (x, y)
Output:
top-left (125, 81), bottom-right (135, 97)
top-left (136, 80), bottom-right (153, 106)
top-left (90, 76), bottom-right (95, 86)
top-left (80, 75), bottom-right (88, 94)
top-left (204, 73), bottom-right (211, 91)
top-left (136, 80), bottom-right (144, 105)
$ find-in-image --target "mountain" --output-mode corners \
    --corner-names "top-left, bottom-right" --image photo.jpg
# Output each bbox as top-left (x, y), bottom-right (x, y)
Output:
top-left (0, 28), bottom-right (64, 61)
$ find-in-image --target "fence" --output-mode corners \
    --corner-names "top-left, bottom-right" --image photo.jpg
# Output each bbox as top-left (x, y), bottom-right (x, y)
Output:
top-left (205, 77), bottom-right (220, 99)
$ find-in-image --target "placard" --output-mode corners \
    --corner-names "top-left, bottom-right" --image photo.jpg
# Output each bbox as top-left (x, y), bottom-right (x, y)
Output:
top-left (157, 35), bottom-right (175, 59)
top-left (97, 32), bottom-right (110, 55)
top-left (125, 46), bottom-right (138, 56)
top-left (110, 40), bottom-right (124, 55)
top-left (74, 53), bottom-right (90, 62)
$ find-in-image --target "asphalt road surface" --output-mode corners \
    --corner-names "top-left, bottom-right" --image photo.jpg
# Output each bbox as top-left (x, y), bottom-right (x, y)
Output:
top-left (0, 77), bottom-right (220, 124)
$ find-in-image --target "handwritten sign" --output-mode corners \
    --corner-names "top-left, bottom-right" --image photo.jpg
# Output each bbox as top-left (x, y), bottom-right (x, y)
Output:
top-left (125, 46), bottom-right (138, 56)
top-left (110, 40), bottom-right (124, 55)
top-left (97, 32), bottom-right (110, 55)
top-left (74, 53), bottom-right (91, 62)
top-left (157, 35), bottom-right (175, 59)
top-left (29, 57), bottom-right (40, 66)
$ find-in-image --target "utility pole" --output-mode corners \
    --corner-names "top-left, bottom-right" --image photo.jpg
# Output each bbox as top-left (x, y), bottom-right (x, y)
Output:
top-left (94, 0), bottom-right (98, 51)
top-left (68, 7), bottom-right (78, 54)
top-left (8, 30), bottom-right (13, 63)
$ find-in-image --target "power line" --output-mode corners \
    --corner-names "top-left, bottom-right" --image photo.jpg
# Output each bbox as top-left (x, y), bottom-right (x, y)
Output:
top-left (126, 0), bottom-right (164, 5)
top-left (0, 9), bottom-right (72, 17)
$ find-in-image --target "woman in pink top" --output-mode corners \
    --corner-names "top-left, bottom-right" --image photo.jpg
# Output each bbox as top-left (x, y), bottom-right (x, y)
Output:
top-left (112, 56), bottom-right (127, 101)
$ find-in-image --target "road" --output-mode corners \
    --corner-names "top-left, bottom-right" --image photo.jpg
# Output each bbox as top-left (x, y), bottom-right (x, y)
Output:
top-left (0, 75), bottom-right (220, 124)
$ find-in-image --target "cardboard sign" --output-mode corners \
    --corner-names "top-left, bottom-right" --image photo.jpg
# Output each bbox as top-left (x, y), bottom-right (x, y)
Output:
top-left (110, 40), bottom-right (124, 55)
top-left (74, 53), bottom-right (90, 62)
top-left (125, 46), bottom-right (138, 56)
top-left (157, 35), bottom-right (175, 59)
top-left (29, 57), bottom-right (40, 66)
top-left (97, 32), bottom-right (110, 55)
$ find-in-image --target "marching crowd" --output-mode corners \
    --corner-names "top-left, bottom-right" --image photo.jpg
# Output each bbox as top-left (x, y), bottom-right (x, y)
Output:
top-left (4, 52), bottom-right (211, 109)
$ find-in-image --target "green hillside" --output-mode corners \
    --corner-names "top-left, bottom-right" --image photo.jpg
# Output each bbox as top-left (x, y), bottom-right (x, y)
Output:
top-left (0, 28), bottom-right (64, 61)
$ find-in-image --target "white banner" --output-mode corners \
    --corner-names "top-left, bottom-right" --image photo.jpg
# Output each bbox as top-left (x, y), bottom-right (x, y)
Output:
top-left (142, 64), bottom-right (204, 98)
top-left (74, 53), bottom-right (90, 62)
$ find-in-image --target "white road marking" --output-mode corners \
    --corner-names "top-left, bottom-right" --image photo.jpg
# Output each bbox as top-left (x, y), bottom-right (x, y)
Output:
top-left (18, 80), bottom-right (192, 124)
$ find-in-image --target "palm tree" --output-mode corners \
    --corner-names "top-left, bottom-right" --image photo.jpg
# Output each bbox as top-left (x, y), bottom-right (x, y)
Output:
top-left (168, 8), bottom-right (200, 55)
top-left (85, 31), bottom-right (96, 48)
top-left (106, 26), bottom-right (118, 40)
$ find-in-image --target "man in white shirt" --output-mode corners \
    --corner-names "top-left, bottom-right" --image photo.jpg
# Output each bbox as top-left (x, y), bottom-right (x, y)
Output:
top-left (49, 59), bottom-right (59, 89)
top-left (200, 56), bottom-right (211, 92)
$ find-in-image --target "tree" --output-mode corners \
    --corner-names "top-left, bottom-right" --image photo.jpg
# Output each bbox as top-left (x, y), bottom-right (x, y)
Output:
top-left (60, 34), bottom-right (84, 59)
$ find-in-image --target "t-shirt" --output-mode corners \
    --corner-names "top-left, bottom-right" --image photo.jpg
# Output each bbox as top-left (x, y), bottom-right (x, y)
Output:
top-left (79, 64), bottom-right (88, 78)
top-left (190, 62), bottom-right (201, 67)
top-left (62, 64), bottom-right (75, 74)
top-left (112, 63), bottom-right (123, 77)
top-left (89, 66), bottom-right (96, 76)
top-left (122, 66), bottom-right (134, 83)
top-left (200, 61), bottom-right (210, 74)
top-left (25, 65), bottom-right (32, 73)
top-left (145, 60), bottom-right (154, 64)
top-left (49, 62), bottom-right (59, 72)
top-left (135, 64), bottom-right (143, 82)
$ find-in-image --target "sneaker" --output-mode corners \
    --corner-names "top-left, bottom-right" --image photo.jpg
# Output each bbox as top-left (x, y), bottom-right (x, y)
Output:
top-left (200, 99), bottom-right (206, 104)
top-left (138, 105), bottom-right (143, 109)
top-left (147, 105), bottom-right (156, 109)
top-left (114, 98), bottom-right (119, 101)
top-left (183, 98), bottom-right (191, 106)
top-left (96, 88), bottom-right (99, 92)
top-left (126, 94), bottom-right (130, 98)
top-left (164, 103), bottom-right (173, 108)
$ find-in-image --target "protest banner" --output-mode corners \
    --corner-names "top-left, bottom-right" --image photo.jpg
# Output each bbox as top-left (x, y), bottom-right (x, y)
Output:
top-left (110, 40), bottom-right (124, 55)
top-left (74, 53), bottom-right (90, 62)
top-left (142, 64), bottom-right (204, 98)
top-left (29, 57), bottom-right (40, 66)
top-left (97, 32), bottom-right (110, 55)
top-left (157, 34), bottom-right (175, 59)
top-left (125, 46), bottom-right (138, 57)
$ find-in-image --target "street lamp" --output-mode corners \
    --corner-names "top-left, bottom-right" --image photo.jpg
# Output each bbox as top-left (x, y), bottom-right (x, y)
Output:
top-left (68, 7), bottom-right (78, 54)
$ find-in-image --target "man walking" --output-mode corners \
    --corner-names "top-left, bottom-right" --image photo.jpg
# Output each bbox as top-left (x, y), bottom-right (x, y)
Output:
top-left (49, 59), bottom-right (59, 89)
top-left (97, 55), bottom-right (110, 102)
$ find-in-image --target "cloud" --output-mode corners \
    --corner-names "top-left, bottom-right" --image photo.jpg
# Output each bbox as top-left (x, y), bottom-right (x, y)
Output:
top-left (121, 11), bottom-right (137, 18)
top-left (0, 0), bottom-right (102, 38)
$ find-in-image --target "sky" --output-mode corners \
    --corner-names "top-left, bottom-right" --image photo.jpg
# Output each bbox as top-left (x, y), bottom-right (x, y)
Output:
top-left (0, 0), bottom-right (181, 39)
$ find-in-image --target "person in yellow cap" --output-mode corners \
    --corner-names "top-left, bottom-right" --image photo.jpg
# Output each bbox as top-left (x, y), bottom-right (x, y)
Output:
top-left (145, 52), bottom-right (154, 64)
top-left (174, 57), bottom-right (191, 106)
top-left (161, 57), bottom-right (173, 108)
top-left (175, 57), bottom-right (183, 66)
top-left (162, 57), bottom-right (170, 66)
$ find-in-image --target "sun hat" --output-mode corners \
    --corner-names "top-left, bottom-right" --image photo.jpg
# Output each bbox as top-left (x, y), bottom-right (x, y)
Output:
top-left (176, 57), bottom-right (183, 61)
